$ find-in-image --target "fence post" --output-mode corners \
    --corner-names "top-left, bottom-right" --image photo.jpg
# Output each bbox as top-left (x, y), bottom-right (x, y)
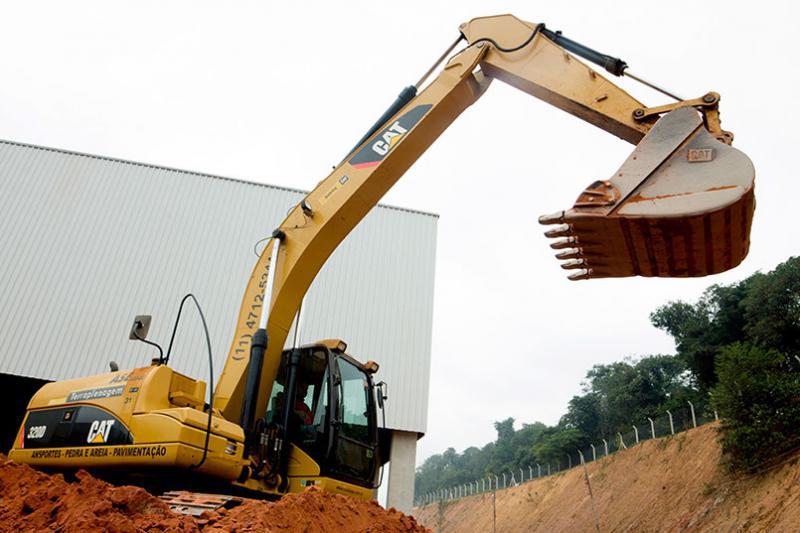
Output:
top-left (579, 452), bottom-right (601, 533)
top-left (495, 475), bottom-right (499, 490)
top-left (666, 410), bottom-right (675, 435)
top-left (537, 463), bottom-right (542, 478)
top-left (633, 425), bottom-right (639, 443)
top-left (603, 438), bottom-right (609, 456)
top-left (547, 463), bottom-right (551, 476)
top-left (502, 472), bottom-right (506, 489)
top-left (648, 417), bottom-right (656, 439)
top-left (590, 443), bottom-right (596, 461)
top-left (618, 432), bottom-right (627, 450)
top-left (714, 410), bottom-right (719, 421)
top-left (568, 454), bottom-right (572, 469)
top-left (688, 400), bottom-right (697, 428)
top-left (529, 465), bottom-right (533, 480)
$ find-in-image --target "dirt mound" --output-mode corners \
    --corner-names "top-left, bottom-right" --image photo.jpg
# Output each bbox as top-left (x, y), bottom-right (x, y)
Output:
top-left (201, 488), bottom-right (425, 532)
top-left (413, 423), bottom-right (800, 532)
top-left (0, 457), bottom-right (429, 532)
top-left (0, 457), bottom-right (194, 532)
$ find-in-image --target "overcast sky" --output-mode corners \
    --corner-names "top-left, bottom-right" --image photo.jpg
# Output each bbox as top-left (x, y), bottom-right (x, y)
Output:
top-left (2, 0), bottom-right (798, 471)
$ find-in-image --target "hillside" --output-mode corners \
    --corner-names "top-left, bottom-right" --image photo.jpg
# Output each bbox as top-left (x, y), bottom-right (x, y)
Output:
top-left (413, 423), bottom-right (800, 532)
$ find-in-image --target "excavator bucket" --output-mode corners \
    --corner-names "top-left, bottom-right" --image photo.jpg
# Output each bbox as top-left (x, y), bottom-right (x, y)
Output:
top-left (540, 107), bottom-right (755, 280)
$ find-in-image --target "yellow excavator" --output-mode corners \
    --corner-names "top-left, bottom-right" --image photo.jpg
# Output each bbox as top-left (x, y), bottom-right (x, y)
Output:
top-left (9, 14), bottom-right (754, 507)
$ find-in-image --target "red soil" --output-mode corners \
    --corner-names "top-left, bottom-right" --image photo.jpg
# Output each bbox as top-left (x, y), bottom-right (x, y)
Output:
top-left (0, 457), bottom-right (428, 532)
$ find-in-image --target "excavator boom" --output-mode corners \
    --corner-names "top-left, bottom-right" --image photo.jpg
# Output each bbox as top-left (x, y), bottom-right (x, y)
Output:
top-left (215, 15), bottom-right (755, 432)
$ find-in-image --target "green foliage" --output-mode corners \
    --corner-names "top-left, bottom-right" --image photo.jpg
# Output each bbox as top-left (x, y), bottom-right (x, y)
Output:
top-left (562, 354), bottom-right (696, 439)
top-left (651, 281), bottom-right (753, 390)
top-left (651, 256), bottom-right (799, 391)
top-left (711, 343), bottom-right (800, 470)
top-left (532, 428), bottom-right (584, 464)
top-left (743, 259), bottom-right (800, 355)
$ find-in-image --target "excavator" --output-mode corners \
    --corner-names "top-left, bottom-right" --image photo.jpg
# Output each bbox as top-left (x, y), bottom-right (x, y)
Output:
top-left (8, 14), bottom-right (754, 510)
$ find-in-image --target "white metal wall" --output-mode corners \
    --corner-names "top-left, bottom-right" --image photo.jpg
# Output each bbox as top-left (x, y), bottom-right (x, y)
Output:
top-left (0, 140), bottom-right (436, 434)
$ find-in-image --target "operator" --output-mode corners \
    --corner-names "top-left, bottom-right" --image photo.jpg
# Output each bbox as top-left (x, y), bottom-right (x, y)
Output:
top-left (294, 382), bottom-right (313, 424)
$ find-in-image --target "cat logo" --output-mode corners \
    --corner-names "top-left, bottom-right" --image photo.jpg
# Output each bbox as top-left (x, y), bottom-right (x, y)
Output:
top-left (87, 420), bottom-right (115, 444)
top-left (371, 120), bottom-right (408, 156)
top-left (348, 104), bottom-right (432, 169)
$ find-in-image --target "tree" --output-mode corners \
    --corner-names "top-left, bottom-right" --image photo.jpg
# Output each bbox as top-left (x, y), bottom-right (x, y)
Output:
top-left (532, 428), bottom-right (584, 465)
top-left (743, 257), bottom-right (800, 355)
top-left (651, 280), bottom-right (753, 390)
top-left (711, 343), bottom-right (800, 470)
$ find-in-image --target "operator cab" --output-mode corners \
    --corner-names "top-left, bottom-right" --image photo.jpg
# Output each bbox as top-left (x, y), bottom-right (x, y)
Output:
top-left (265, 340), bottom-right (385, 488)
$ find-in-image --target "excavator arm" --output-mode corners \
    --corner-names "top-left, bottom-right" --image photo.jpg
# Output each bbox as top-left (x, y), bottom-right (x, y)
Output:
top-left (214, 14), bottom-right (755, 454)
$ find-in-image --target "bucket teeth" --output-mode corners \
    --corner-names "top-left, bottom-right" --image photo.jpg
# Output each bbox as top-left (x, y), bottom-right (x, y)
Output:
top-left (544, 224), bottom-right (572, 238)
top-left (537, 107), bottom-right (755, 281)
top-left (555, 248), bottom-right (582, 260)
top-left (538, 211), bottom-right (565, 225)
top-left (560, 258), bottom-right (586, 270)
top-left (549, 237), bottom-right (578, 250)
top-left (567, 269), bottom-right (593, 281)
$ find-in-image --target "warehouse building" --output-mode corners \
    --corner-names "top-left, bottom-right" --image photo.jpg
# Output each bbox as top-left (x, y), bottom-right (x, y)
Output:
top-left (0, 139), bottom-right (436, 512)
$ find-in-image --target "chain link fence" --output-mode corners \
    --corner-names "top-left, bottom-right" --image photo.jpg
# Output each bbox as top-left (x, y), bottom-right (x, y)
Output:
top-left (414, 401), bottom-right (717, 507)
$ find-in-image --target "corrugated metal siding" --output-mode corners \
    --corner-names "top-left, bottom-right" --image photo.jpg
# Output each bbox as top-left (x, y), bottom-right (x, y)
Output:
top-left (0, 140), bottom-right (436, 434)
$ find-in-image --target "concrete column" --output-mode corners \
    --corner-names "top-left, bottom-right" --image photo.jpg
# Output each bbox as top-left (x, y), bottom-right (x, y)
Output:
top-left (386, 429), bottom-right (417, 513)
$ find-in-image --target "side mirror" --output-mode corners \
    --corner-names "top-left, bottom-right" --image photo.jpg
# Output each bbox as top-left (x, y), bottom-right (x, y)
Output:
top-left (376, 381), bottom-right (388, 409)
top-left (128, 314), bottom-right (164, 364)
top-left (129, 315), bottom-right (152, 340)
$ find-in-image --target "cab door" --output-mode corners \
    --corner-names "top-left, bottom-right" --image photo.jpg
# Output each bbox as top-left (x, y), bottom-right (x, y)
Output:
top-left (329, 356), bottom-right (378, 486)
